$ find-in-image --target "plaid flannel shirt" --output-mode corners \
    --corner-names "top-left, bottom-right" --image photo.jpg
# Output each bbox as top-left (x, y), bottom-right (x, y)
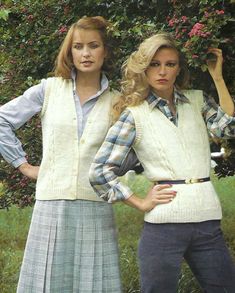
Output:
top-left (89, 89), bottom-right (235, 202)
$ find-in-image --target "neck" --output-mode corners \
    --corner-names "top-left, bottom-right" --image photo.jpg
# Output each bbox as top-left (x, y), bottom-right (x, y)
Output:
top-left (76, 71), bottom-right (101, 89)
top-left (75, 71), bottom-right (102, 104)
top-left (153, 89), bottom-right (174, 104)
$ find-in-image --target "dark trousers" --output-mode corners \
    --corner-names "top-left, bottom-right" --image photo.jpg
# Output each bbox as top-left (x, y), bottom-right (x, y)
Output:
top-left (138, 220), bottom-right (235, 293)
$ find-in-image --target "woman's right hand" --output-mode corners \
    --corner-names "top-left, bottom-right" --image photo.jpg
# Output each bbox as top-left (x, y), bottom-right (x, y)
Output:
top-left (18, 162), bottom-right (39, 180)
top-left (125, 184), bottom-right (177, 212)
top-left (141, 184), bottom-right (177, 212)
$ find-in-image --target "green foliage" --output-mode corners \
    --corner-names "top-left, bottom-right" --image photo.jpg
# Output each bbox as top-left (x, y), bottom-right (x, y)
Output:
top-left (0, 0), bottom-right (235, 208)
top-left (0, 8), bottom-right (10, 21)
top-left (0, 205), bottom-right (32, 293)
top-left (167, 3), bottom-right (233, 70)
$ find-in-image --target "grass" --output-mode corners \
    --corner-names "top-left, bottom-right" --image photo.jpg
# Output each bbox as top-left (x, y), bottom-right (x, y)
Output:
top-left (0, 174), bottom-right (234, 293)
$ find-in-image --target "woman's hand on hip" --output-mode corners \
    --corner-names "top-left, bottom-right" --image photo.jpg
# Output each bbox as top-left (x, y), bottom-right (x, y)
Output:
top-left (142, 184), bottom-right (177, 212)
top-left (18, 162), bottom-right (39, 180)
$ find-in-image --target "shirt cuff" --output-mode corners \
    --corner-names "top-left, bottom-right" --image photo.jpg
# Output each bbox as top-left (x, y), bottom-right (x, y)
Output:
top-left (101, 181), bottom-right (134, 203)
top-left (11, 157), bottom-right (28, 168)
top-left (216, 106), bottom-right (235, 130)
top-left (218, 106), bottom-right (235, 119)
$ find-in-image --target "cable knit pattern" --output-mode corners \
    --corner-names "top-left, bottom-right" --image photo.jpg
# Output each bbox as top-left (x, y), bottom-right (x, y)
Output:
top-left (36, 77), bottom-right (118, 201)
top-left (128, 90), bottom-right (222, 223)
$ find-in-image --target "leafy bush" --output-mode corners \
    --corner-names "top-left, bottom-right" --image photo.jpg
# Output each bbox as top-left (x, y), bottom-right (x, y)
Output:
top-left (0, 0), bottom-right (235, 208)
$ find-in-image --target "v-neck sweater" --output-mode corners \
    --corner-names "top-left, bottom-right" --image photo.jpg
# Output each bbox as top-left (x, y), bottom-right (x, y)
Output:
top-left (128, 90), bottom-right (222, 223)
top-left (36, 77), bottom-right (118, 201)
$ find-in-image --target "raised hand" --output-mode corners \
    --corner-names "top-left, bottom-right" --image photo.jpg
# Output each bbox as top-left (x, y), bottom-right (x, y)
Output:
top-left (207, 48), bottom-right (223, 82)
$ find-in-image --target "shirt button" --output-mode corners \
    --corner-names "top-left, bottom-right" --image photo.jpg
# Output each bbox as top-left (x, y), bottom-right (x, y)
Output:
top-left (80, 139), bottom-right (85, 144)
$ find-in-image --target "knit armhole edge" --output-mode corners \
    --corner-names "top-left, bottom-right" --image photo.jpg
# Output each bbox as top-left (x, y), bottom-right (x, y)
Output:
top-left (40, 77), bottom-right (54, 117)
top-left (128, 108), bottom-right (142, 146)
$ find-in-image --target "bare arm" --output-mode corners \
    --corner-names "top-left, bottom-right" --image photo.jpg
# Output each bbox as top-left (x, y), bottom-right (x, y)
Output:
top-left (124, 184), bottom-right (176, 212)
top-left (207, 48), bottom-right (234, 116)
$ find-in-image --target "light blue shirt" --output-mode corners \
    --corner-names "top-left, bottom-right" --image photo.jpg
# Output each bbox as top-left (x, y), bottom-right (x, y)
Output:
top-left (0, 73), bottom-right (109, 167)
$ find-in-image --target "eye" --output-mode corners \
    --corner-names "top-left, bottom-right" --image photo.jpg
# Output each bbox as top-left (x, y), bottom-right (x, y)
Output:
top-left (149, 61), bottom-right (160, 67)
top-left (89, 43), bottom-right (101, 49)
top-left (73, 44), bottom-right (83, 50)
top-left (166, 62), bottom-right (177, 67)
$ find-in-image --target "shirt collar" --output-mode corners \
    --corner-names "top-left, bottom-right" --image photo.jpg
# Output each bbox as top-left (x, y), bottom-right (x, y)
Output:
top-left (71, 69), bottom-right (109, 100)
top-left (147, 87), bottom-right (189, 110)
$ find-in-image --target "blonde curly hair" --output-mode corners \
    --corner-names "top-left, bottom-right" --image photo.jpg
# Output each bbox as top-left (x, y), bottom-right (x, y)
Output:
top-left (112, 32), bottom-right (189, 121)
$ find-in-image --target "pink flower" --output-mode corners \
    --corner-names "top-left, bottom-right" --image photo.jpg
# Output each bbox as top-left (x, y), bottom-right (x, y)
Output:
top-left (188, 22), bottom-right (205, 37)
top-left (27, 14), bottom-right (34, 21)
top-left (193, 23), bottom-right (204, 30)
top-left (168, 16), bottom-right (179, 27)
top-left (168, 18), bottom-right (175, 27)
top-left (58, 25), bottom-right (68, 34)
top-left (181, 16), bottom-right (187, 22)
top-left (204, 11), bottom-right (209, 18)
top-left (175, 33), bottom-right (182, 39)
top-left (192, 54), bottom-right (199, 59)
top-left (216, 10), bottom-right (224, 15)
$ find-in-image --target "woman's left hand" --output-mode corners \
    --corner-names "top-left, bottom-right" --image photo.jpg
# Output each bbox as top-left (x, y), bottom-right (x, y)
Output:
top-left (207, 48), bottom-right (223, 82)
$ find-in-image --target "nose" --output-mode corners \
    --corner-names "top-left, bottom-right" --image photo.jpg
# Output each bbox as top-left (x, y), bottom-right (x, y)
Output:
top-left (82, 46), bottom-right (91, 57)
top-left (159, 65), bottom-right (167, 76)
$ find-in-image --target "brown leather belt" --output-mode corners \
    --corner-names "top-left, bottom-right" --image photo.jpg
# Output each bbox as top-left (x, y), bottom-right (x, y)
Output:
top-left (155, 177), bottom-right (210, 185)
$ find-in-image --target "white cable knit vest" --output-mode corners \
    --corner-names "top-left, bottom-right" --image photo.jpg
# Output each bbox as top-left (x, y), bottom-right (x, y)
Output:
top-left (35, 77), bottom-right (118, 201)
top-left (128, 90), bottom-right (222, 223)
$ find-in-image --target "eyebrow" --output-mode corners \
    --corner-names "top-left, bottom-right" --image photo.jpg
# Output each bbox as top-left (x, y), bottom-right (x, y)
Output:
top-left (151, 59), bottom-right (178, 62)
top-left (72, 40), bottom-right (101, 44)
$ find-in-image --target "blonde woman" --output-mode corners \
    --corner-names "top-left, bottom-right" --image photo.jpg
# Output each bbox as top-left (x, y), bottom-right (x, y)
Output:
top-left (0, 16), bottom-right (136, 293)
top-left (89, 33), bottom-right (235, 292)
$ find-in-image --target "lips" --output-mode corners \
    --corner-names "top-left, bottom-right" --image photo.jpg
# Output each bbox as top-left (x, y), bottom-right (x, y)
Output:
top-left (157, 79), bottom-right (168, 83)
top-left (81, 61), bottom-right (93, 65)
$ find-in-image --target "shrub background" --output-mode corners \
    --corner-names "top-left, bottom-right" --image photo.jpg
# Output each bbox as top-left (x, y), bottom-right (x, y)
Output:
top-left (0, 1), bottom-right (235, 204)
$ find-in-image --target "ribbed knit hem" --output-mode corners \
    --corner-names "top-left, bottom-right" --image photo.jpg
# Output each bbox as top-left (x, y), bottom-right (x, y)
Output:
top-left (35, 187), bottom-right (104, 202)
top-left (144, 207), bottom-right (222, 223)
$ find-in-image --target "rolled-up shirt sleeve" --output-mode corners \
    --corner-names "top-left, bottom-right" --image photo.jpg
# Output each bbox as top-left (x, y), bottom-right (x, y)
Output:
top-left (203, 92), bottom-right (235, 138)
top-left (0, 79), bottom-right (46, 167)
top-left (89, 109), bottom-right (137, 203)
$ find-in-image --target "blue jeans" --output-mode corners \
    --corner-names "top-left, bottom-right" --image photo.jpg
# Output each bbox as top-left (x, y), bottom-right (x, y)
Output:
top-left (138, 220), bottom-right (235, 293)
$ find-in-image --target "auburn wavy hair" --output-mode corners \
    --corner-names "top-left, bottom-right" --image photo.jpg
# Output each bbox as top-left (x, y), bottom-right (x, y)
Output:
top-left (112, 32), bottom-right (190, 121)
top-left (54, 16), bottom-right (113, 78)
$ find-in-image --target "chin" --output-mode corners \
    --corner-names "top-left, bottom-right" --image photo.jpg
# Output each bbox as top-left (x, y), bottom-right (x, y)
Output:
top-left (79, 68), bottom-right (96, 73)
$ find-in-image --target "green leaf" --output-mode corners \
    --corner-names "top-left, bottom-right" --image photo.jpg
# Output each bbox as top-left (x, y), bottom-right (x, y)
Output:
top-left (0, 9), bottom-right (10, 21)
top-left (201, 64), bottom-right (208, 72)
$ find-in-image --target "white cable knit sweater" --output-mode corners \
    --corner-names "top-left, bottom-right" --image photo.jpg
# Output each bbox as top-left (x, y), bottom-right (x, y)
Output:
top-left (35, 77), bottom-right (118, 201)
top-left (128, 90), bottom-right (222, 223)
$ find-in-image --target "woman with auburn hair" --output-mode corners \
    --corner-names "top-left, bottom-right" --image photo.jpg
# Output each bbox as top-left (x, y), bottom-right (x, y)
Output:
top-left (0, 16), bottom-right (130, 293)
top-left (90, 32), bottom-right (235, 292)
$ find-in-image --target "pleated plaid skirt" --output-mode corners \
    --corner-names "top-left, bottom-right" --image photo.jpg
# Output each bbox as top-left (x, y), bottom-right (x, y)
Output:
top-left (17, 200), bottom-right (122, 293)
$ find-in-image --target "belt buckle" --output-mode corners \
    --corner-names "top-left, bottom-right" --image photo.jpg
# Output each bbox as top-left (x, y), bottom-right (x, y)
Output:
top-left (185, 178), bottom-right (199, 184)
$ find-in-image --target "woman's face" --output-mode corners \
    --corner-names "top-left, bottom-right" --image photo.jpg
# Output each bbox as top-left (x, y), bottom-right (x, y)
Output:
top-left (145, 47), bottom-right (180, 100)
top-left (71, 28), bottom-right (107, 75)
